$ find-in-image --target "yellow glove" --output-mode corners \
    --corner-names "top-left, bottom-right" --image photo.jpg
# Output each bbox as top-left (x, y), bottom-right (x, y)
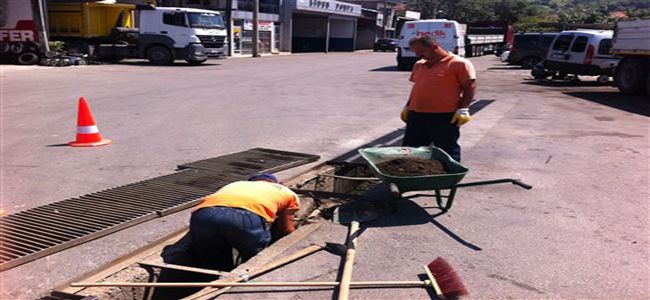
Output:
top-left (400, 106), bottom-right (409, 123)
top-left (450, 108), bottom-right (470, 127)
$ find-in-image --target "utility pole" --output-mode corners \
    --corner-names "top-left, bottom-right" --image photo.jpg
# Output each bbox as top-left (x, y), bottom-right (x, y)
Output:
top-left (382, 0), bottom-right (387, 38)
top-left (252, 0), bottom-right (260, 57)
top-left (225, 0), bottom-right (233, 56)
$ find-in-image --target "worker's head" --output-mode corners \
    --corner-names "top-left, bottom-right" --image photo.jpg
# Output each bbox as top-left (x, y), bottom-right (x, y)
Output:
top-left (408, 36), bottom-right (445, 60)
top-left (248, 172), bottom-right (279, 183)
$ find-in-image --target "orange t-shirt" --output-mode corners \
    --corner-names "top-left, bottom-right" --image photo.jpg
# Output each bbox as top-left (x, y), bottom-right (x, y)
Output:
top-left (408, 54), bottom-right (476, 113)
top-left (193, 181), bottom-right (300, 223)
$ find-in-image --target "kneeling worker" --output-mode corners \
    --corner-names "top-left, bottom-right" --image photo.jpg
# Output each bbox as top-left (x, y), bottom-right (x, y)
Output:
top-left (190, 172), bottom-right (300, 271)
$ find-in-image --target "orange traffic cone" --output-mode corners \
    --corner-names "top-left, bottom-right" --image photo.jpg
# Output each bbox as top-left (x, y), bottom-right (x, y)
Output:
top-left (68, 97), bottom-right (111, 147)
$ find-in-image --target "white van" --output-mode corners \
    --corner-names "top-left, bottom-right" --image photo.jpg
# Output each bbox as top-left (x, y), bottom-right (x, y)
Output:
top-left (396, 19), bottom-right (466, 70)
top-left (542, 29), bottom-right (619, 77)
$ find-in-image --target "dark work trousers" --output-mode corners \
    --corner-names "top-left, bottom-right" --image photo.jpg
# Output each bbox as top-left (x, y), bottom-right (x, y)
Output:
top-left (190, 206), bottom-right (271, 271)
top-left (403, 111), bottom-right (462, 162)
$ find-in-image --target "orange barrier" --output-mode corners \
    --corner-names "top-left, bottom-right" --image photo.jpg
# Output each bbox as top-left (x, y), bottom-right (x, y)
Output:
top-left (69, 97), bottom-right (112, 147)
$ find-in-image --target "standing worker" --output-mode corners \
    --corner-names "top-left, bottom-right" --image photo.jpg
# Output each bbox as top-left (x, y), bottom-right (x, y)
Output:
top-left (190, 172), bottom-right (300, 271)
top-left (400, 35), bottom-right (477, 162)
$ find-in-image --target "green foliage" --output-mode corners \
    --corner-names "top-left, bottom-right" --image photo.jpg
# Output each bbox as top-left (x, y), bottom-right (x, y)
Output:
top-left (49, 41), bottom-right (66, 53)
top-left (405, 0), bottom-right (649, 27)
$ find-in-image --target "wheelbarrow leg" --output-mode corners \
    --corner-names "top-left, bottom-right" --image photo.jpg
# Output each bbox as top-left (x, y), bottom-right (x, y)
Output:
top-left (388, 183), bottom-right (401, 213)
top-left (435, 188), bottom-right (457, 213)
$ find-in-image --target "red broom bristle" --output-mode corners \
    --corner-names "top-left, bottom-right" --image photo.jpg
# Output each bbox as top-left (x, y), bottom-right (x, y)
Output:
top-left (427, 257), bottom-right (469, 298)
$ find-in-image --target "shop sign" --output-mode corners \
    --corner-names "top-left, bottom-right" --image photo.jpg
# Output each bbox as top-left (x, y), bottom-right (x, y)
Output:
top-left (243, 21), bottom-right (274, 31)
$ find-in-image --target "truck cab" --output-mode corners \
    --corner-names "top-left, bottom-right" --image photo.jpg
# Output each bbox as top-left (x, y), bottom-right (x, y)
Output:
top-left (48, 3), bottom-right (227, 65)
top-left (136, 6), bottom-right (228, 65)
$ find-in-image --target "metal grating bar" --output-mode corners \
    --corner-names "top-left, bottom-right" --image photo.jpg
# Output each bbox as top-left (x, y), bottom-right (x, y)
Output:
top-left (0, 148), bottom-right (319, 271)
top-left (178, 148), bottom-right (320, 174)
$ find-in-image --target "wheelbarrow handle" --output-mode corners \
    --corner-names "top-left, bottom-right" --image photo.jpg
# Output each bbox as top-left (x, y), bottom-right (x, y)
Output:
top-left (455, 178), bottom-right (533, 190)
top-left (512, 179), bottom-right (533, 190)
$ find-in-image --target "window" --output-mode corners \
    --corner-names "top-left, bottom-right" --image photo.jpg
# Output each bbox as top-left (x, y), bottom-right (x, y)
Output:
top-left (541, 35), bottom-right (555, 48)
top-left (163, 12), bottom-right (186, 27)
top-left (552, 34), bottom-right (574, 51)
top-left (598, 39), bottom-right (612, 55)
top-left (571, 36), bottom-right (588, 52)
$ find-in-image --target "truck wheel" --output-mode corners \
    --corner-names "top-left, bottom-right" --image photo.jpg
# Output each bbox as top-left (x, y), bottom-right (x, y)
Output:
top-left (186, 59), bottom-right (206, 65)
top-left (615, 58), bottom-right (647, 95)
top-left (521, 57), bottom-right (541, 69)
top-left (147, 46), bottom-right (174, 65)
top-left (0, 42), bottom-right (9, 53)
top-left (16, 52), bottom-right (39, 65)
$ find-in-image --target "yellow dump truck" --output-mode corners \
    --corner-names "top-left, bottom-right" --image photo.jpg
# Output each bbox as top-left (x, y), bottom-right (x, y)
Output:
top-left (47, 2), bottom-right (227, 65)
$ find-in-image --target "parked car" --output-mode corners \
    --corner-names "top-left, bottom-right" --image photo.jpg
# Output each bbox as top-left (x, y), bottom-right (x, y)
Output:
top-left (506, 33), bottom-right (558, 68)
top-left (374, 38), bottom-right (399, 52)
top-left (542, 29), bottom-right (619, 78)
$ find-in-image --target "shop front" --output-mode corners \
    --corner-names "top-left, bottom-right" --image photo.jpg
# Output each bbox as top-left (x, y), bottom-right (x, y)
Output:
top-left (231, 11), bottom-right (279, 55)
top-left (282, 0), bottom-right (361, 53)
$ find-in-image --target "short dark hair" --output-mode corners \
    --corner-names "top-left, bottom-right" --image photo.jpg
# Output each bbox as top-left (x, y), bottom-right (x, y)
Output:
top-left (408, 36), bottom-right (439, 47)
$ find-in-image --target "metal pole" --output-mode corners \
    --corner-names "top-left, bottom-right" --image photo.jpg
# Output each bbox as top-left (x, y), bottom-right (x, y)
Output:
top-left (382, 0), bottom-right (387, 38)
top-left (226, 0), bottom-right (233, 56)
top-left (36, 0), bottom-right (50, 53)
top-left (252, 0), bottom-right (260, 57)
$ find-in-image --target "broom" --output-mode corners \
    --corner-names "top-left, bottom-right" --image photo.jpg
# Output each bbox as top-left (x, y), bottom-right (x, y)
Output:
top-left (425, 257), bottom-right (469, 299)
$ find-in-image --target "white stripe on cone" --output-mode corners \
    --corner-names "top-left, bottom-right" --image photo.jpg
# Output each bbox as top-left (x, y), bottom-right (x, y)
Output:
top-left (77, 125), bottom-right (99, 134)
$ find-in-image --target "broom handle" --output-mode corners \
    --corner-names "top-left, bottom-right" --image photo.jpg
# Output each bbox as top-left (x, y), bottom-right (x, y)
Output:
top-left (338, 220), bottom-right (360, 300)
top-left (70, 280), bottom-right (429, 288)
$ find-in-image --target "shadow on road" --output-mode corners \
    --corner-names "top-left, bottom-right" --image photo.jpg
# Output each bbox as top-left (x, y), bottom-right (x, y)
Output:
top-left (117, 61), bottom-right (221, 67)
top-left (369, 65), bottom-right (402, 72)
top-left (486, 65), bottom-right (524, 70)
top-left (360, 186), bottom-right (483, 251)
top-left (521, 78), bottom-right (611, 87)
top-left (563, 91), bottom-right (650, 117)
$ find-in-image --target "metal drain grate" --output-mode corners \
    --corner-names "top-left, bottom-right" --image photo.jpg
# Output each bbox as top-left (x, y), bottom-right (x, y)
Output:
top-left (178, 148), bottom-right (320, 174)
top-left (0, 148), bottom-right (319, 271)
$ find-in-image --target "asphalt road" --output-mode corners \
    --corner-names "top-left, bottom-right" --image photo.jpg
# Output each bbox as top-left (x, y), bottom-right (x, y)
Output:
top-left (1, 53), bottom-right (649, 299)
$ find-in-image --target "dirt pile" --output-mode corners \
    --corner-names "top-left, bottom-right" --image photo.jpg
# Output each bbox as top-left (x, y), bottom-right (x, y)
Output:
top-left (376, 157), bottom-right (447, 177)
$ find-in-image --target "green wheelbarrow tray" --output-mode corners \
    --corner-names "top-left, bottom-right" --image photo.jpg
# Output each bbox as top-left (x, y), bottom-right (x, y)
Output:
top-left (358, 146), bottom-right (532, 212)
top-left (358, 146), bottom-right (469, 192)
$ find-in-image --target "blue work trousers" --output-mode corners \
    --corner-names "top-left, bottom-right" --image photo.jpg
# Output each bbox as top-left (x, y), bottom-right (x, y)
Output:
top-left (190, 206), bottom-right (271, 271)
top-left (403, 111), bottom-right (462, 162)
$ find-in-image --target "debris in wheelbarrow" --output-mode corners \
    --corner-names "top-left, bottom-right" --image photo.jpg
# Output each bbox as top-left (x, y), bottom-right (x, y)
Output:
top-left (376, 157), bottom-right (448, 177)
top-left (358, 146), bottom-right (532, 213)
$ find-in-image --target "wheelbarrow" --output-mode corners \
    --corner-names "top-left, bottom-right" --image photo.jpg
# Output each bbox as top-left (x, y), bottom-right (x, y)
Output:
top-left (358, 146), bottom-right (532, 212)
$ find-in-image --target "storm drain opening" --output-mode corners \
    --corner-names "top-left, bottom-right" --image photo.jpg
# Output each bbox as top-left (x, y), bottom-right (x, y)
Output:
top-left (1, 148), bottom-right (320, 272)
top-left (50, 162), bottom-right (382, 300)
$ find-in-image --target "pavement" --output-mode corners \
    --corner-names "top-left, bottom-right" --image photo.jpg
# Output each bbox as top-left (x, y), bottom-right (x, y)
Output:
top-left (1, 53), bottom-right (649, 299)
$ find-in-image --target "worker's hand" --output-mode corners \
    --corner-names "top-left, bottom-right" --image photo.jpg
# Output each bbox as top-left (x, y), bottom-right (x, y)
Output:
top-left (450, 108), bottom-right (470, 127)
top-left (400, 106), bottom-right (409, 123)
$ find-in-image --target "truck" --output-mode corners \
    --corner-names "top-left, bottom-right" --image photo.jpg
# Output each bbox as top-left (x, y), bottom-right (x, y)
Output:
top-left (0, 0), bottom-right (47, 65)
top-left (47, 2), bottom-right (228, 65)
top-left (611, 19), bottom-right (650, 95)
top-left (464, 22), bottom-right (513, 57)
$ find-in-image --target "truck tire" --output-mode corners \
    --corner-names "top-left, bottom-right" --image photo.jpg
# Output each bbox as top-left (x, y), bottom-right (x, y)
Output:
top-left (186, 59), bottom-right (206, 65)
top-left (147, 46), bottom-right (174, 65)
top-left (615, 58), bottom-right (647, 95)
top-left (521, 56), bottom-right (541, 69)
top-left (16, 52), bottom-right (39, 65)
top-left (0, 42), bottom-right (9, 53)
